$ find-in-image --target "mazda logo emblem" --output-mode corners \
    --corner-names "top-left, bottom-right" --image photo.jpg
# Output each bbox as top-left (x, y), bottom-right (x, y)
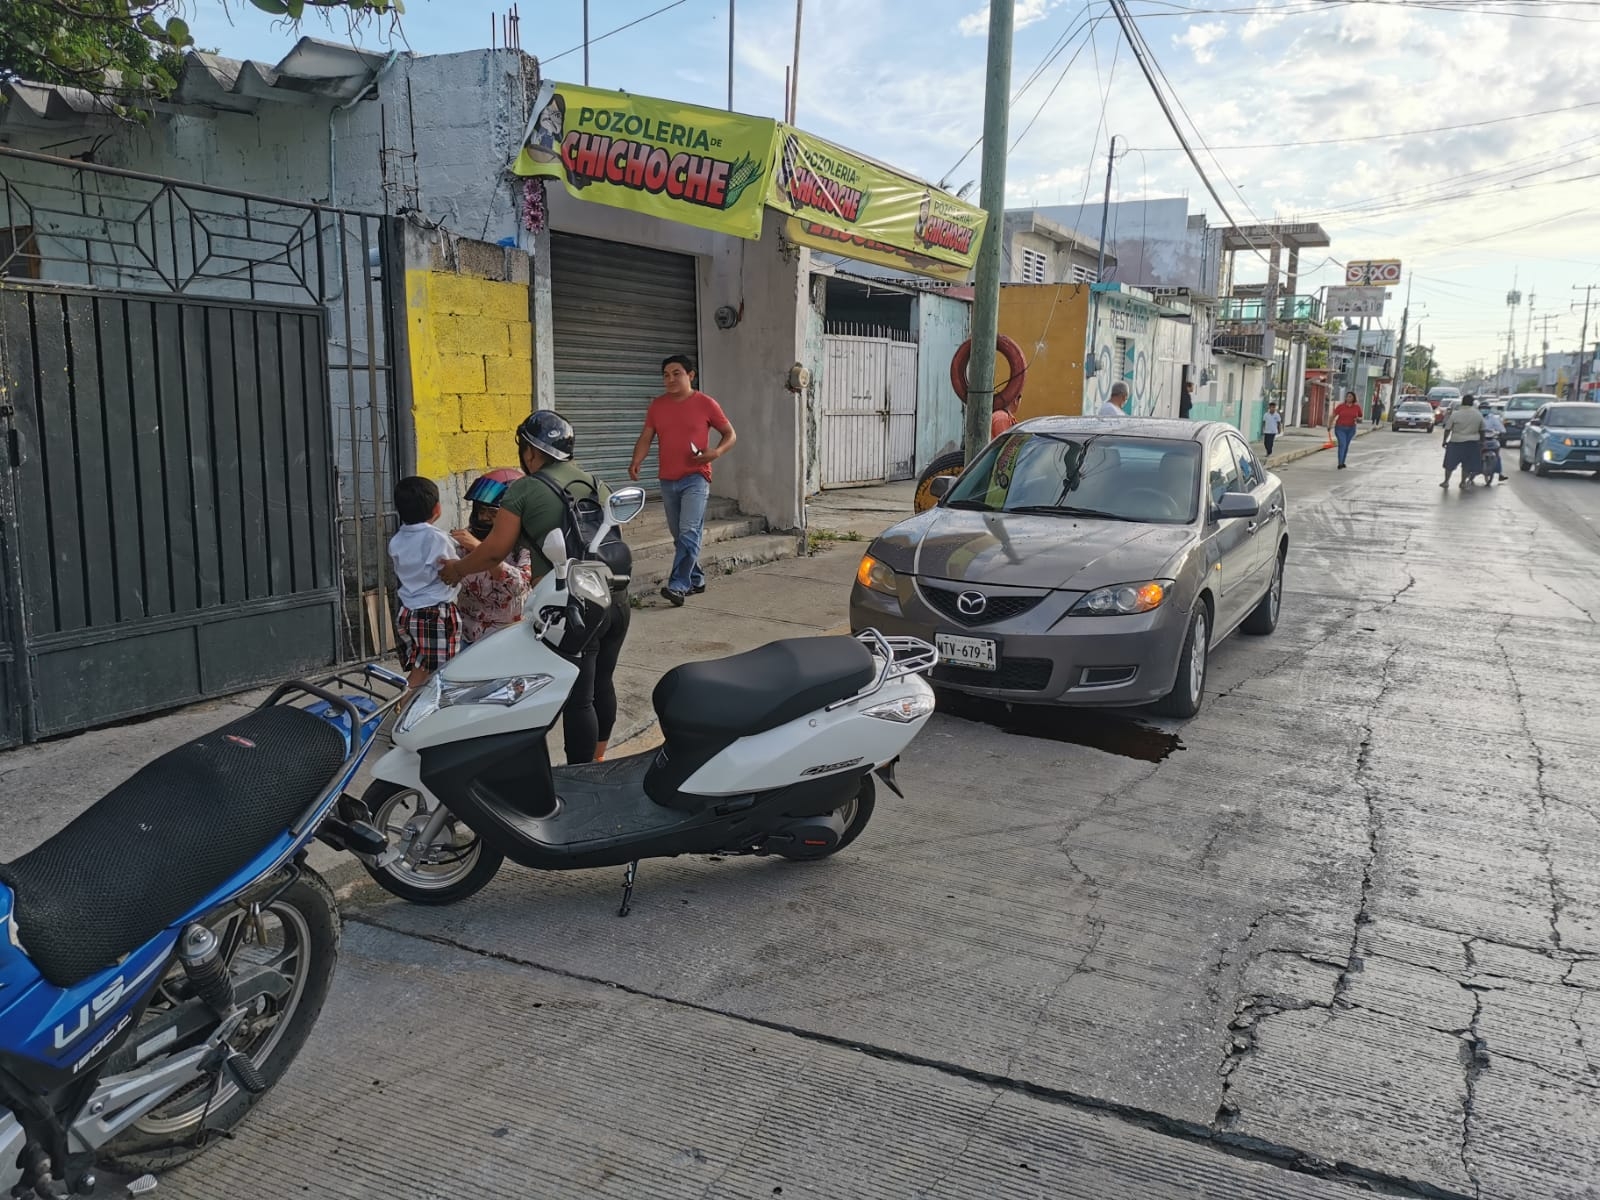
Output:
top-left (956, 590), bottom-right (988, 616)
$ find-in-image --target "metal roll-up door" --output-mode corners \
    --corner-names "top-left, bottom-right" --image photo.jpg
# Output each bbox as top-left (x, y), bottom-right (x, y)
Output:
top-left (551, 233), bottom-right (699, 488)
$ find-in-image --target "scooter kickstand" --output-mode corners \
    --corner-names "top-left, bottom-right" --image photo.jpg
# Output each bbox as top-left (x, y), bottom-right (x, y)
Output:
top-left (618, 860), bottom-right (639, 917)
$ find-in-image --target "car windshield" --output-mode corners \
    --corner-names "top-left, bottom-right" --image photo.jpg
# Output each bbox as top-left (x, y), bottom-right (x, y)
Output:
top-left (1547, 406), bottom-right (1600, 428)
top-left (944, 432), bottom-right (1202, 524)
top-left (1506, 397), bottom-right (1546, 411)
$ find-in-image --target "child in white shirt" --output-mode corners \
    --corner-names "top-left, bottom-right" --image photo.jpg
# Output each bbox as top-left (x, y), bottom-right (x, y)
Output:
top-left (388, 476), bottom-right (461, 689)
top-left (1262, 403), bottom-right (1283, 456)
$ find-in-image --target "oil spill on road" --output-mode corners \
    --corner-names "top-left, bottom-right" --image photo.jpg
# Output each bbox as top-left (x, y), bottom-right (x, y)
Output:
top-left (937, 692), bottom-right (1185, 763)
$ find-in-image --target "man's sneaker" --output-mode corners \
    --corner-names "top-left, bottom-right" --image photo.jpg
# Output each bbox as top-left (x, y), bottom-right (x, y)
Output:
top-left (691, 582), bottom-right (707, 595)
top-left (660, 587), bottom-right (686, 607)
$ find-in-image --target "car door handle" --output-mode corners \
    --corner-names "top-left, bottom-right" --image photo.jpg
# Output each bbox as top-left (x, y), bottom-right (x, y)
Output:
top-left (1246, 521), bottom-right (1259, 533)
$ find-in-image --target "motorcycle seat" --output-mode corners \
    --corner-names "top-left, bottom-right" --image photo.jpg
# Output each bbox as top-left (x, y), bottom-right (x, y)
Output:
top-left (653, 636), bottom-right (876, 743)
top-left (0, 706), bottom-right (346, 989)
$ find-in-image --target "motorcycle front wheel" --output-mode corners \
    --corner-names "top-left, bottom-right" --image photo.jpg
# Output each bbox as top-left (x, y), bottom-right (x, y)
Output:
top-left (359, 780), bottom-right (504, 905)
top-left (102, 870), bottom-right (340, 1174)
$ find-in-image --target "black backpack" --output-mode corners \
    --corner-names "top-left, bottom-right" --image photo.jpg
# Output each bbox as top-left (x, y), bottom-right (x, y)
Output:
top-left (529, 470), bottom-right (633, 585)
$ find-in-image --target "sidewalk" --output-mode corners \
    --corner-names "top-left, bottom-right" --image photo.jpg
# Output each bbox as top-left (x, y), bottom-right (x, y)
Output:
top-left (0, 522), bottom-right (873, 894)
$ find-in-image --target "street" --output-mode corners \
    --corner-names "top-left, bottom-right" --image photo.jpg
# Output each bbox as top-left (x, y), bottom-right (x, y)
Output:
top-left (130, 432), bottom-right (1599, 1200)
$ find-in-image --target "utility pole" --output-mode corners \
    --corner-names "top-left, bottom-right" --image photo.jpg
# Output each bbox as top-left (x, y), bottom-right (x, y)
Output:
top-left (787, 0), bottom-right (804, 123)
top-left (1096, 136), bottom-right (1118, 285)
top-left (1574, 284), bottom-right (1597, 401)
top-left (964, 0), bottom-right (1015, 460)
top-left (583, 0), bottom-right (590, 85)
top-left (1424, 343), bottom-right (1434, 394)
top-left (727, 0), bottom-right (736, 110)
top-left (1393, 276), bottom-right (1410, 404)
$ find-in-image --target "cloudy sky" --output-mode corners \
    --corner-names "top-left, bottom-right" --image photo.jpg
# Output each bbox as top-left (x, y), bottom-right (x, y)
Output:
top-left (193, 0), bottom-right (1600, 381)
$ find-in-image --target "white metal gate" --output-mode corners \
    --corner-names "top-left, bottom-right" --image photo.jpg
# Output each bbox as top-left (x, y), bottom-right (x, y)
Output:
top-left (820, 332), bottom-right (919, 487)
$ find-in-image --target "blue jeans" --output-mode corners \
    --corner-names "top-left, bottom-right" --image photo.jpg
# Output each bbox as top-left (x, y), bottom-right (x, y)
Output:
top-left (1334, 424), bottom-right (1355, 465)
top-left (659, 474), bottom-right (709, 594)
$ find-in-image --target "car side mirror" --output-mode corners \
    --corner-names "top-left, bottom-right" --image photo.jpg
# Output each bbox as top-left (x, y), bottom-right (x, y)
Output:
top-left (928, 475), bottom-right (955, 500)
top-left (1215, 492), bottom-right (1260, 520)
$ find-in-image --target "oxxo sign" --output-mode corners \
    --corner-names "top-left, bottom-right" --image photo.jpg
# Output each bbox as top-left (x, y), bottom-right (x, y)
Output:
top-left (1346, 259), bottom-right (1402, 287)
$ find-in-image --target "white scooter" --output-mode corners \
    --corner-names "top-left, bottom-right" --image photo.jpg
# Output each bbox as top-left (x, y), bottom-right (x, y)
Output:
top-left (352, 487), bottom-right (937, 914)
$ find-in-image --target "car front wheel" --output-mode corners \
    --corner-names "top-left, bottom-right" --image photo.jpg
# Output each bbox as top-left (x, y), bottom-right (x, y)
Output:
top-left (1152, 604), bottom-right (1209, 719)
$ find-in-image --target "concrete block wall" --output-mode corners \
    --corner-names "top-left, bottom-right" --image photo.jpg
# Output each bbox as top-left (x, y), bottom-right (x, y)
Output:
top-left (404, 227), bottom-right (535, 513)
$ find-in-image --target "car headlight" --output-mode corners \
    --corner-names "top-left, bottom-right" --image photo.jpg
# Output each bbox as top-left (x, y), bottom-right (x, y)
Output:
top-left (1070, 581), bottom-right (1170, 616)
top-left (856, 553), bottom-right (899, 596)
top-left (863, 693), bottom-right (936, 723)
top-left (439, 675), bottom-right (553, 708)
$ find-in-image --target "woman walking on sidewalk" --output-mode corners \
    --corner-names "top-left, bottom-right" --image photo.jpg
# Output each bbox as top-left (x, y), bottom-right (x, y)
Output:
top-left (1329, 391), bottom-right (1364, 469)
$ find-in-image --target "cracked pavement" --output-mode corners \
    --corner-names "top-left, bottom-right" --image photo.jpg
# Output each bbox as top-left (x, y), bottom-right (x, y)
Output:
top-left (19, 432), bottom-right (1600, 1198)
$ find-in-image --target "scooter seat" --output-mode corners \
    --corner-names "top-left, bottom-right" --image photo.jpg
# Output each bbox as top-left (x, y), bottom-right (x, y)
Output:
top-left (654, 636), bottom-right (875, 743)
top-left (0, 707), bottom-right (346, 988)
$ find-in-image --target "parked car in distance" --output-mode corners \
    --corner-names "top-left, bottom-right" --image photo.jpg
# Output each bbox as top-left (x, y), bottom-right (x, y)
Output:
top-left (1427, 385), bottom-right (1462, 407)
top-left (1519, 402), bottom-right (1600, 477)
top-left (1391, 400), bottom-right (1435, 432)
top-left (1500, 393), bottom-right (1551, 444)
top-left (849, 418), bottom-right (1288, 720)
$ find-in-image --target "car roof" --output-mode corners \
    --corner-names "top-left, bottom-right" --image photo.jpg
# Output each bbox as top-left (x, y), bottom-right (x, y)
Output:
top-left (1012, 416), bottom-right (1220, 441)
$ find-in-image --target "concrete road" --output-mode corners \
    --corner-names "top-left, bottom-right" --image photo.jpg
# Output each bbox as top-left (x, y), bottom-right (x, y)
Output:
top-left (19, 431), bottom-right (1600, 1198)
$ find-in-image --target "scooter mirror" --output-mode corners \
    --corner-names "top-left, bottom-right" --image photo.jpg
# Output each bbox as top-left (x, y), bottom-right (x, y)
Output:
top-left (607, 487), bottom-right (647, 525)
top-left (541, 528), bottom-right (568, 571)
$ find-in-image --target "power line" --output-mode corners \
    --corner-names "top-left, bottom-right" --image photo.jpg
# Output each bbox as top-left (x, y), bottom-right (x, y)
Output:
top-left (1126, 98), bottom-right (1600, 152)
top-left (541, 0), bottom-right (692, 66)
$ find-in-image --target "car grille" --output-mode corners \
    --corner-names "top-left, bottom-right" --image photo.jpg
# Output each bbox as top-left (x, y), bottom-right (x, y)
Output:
top-left (921, 585), bottom-right (1044, 627)
top-left (934, 657), bottom-right (1054, 691)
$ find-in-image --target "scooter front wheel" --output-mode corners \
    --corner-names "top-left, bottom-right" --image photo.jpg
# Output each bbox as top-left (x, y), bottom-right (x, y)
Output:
top-left (360, 780), bottom-right (504, 905)
top-left (778, 775), bottom-right (877, 861)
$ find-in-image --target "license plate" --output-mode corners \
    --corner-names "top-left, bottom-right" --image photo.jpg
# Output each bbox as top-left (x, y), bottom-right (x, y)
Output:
top-left (936, 633), bottom-right (998, 671)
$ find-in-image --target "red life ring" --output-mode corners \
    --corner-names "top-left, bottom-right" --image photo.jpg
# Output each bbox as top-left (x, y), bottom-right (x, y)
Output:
top-left (951, 335), bottom-right (1027, 412)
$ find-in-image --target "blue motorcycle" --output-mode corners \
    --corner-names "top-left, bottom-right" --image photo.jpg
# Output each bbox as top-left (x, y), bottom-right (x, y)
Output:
top-left (0, 668), bottom-right (404, 1196)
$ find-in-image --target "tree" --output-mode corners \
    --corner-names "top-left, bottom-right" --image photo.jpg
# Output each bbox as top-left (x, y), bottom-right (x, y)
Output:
top-left (1306, 316), bottom-right (1341, 370)
top-left (0, 0), bottom-right (404, 111)
top-left (1403, 344), bottom-right (1439, 391)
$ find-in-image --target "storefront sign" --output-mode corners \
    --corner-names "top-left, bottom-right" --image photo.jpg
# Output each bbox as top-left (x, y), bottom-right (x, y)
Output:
top-left (513, 86), bottom-right (985, 276)
top-left (768, 127), bottom-right (986, 282)
top-left (513, 82), bottom-right (778, 239)
top-left (1327, 285), bottom-right (1387, 317)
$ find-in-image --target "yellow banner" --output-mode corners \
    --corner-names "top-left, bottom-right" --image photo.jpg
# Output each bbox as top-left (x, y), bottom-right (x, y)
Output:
top-left (768, 126), bottom-right (987, 281)
top-left (513, 83), bottom-right (778, 240)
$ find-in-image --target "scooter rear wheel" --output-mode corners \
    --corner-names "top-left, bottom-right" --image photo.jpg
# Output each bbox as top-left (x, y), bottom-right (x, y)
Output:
top-left (359, 780), bottom-right (504, 905)
top-left (778, 775), bottom-right (876, 861)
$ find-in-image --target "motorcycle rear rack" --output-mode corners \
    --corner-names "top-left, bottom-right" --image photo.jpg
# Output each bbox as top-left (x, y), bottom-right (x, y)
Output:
top-left (827, 629), bottom-right (938, 712)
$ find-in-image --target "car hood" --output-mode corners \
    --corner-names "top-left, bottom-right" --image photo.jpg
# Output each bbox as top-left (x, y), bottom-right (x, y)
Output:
top-left (875, 507), bottom-right (1195, 591)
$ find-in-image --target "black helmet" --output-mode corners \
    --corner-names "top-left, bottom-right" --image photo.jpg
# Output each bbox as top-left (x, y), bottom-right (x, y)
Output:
top-left (516, 410), bottom-right (574, 461)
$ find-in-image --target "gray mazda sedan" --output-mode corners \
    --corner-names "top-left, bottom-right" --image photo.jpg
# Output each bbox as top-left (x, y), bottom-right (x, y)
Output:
top-left (849, 418), bottom-right (1288, 718)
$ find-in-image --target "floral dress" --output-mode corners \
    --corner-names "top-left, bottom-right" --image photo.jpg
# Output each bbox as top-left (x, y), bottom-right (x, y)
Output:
top-left (458, 548), bottom-right (534, 644)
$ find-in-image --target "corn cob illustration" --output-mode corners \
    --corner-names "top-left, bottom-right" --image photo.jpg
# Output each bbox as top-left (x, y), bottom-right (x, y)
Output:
top-left (722, 153), bottom-right (764, 209)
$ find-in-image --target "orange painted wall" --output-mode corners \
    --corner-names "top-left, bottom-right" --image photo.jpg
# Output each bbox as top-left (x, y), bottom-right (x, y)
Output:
top-left (996, 283), bottom-right (1092, 420)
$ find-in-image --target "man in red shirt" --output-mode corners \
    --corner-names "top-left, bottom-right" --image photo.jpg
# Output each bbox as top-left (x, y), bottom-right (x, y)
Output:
top-left (1329, 389), bottom-right (1364, 469)
top-left (629, 354), bottom-right (738, 606)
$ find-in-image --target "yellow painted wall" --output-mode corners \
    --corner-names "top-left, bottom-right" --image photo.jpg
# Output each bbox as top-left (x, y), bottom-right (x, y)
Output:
top-left (998, 284), bottom-right (1091, 420)
top-left (406, 269), bottom-right (534, 479)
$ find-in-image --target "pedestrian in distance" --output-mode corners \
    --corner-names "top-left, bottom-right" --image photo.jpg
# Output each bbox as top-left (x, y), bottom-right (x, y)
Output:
top-left (1099, 381), bottom-right (1130, 418)
top-left (1370, 395), bottom-right (1384, 427)
top-left (629, 354), bottom-right (737, 607)
top-left (388, 476), bottom-right (462, 691)
top-left (1261, 402), bottom-right (1282, 458)
top-left (1179, 378), bottom-right (1195, 419)
top-left (1441, 395), bottom-right (1485, 490)
top-left (442, 412), bottom-right (632, 764)
top-left (1329, 390), bottom-right (1364, 469)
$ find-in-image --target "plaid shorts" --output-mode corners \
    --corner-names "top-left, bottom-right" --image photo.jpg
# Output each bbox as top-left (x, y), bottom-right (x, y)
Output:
top-left (395, 602), bottom-right (461, 672)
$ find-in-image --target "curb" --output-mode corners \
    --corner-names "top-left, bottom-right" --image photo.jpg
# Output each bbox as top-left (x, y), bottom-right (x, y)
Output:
top-left (1261, 424), bottom-right (1377, 470)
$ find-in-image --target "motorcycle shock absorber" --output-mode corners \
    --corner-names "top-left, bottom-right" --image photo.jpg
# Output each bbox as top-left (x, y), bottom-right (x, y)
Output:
top-left (179, 924), bottom-right (236, 1014)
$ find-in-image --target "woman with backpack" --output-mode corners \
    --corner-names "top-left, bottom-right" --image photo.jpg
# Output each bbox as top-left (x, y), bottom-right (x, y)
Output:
top-left (440, 411), bottom-right (632, 764)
